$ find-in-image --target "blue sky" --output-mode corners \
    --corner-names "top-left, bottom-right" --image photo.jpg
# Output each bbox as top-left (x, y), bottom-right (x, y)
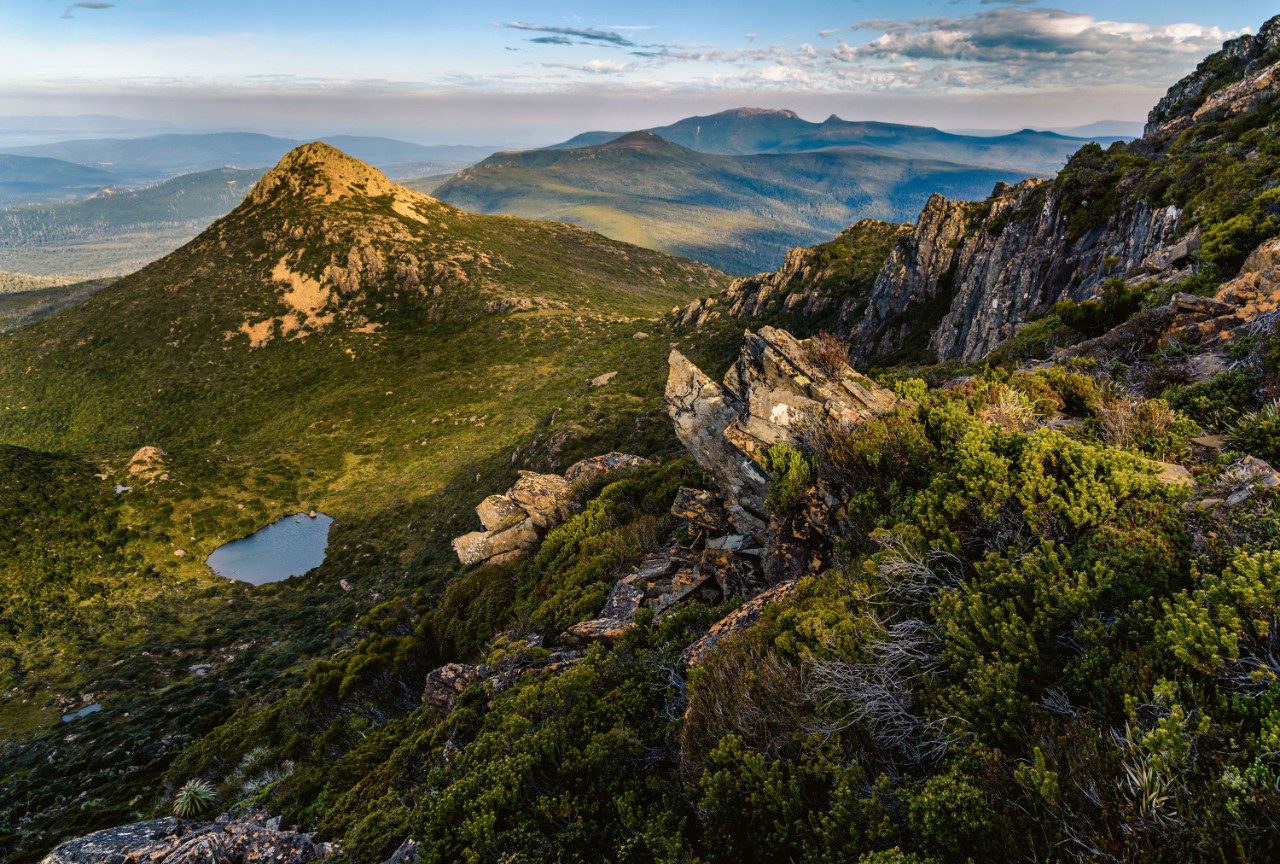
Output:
top-left (0, 1), bottom-right (1274, 143)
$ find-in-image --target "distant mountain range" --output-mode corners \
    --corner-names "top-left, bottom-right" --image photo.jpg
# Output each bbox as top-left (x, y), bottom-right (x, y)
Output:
top-left (0, 109), bottom-right (1123, 277)
top-left (549, 107), bottom-right (1121, 174)
top-left (0, 114), bottom-right (177, 148)
top-left (434, 108), bottom-right (1096, 272)
top-left (0, 133), bottom-right (496, 185)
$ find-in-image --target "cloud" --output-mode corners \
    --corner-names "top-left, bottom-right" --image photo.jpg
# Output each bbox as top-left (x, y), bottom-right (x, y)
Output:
top-left (832, 8), bottom-right (1237, 92)
top-left (817, 29), bottom-right (841, 39)
top-left (851, 8), bottom-right (1230, 64)
top-left (542, 59), bottom-right (631, 75)
top-left (61, 1), bottom-right (114, 18)
top-left (504, 22), bottom-right (635, 48)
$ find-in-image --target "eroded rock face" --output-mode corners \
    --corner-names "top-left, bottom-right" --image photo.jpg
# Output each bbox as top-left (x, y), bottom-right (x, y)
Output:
top-left (40, 817), bottom-right (327, 864)
top-left (667, 326), bottom-right (896, 530)
top-left (849, 195), bottom-right (972, 362)
top-left (669, 27), bottom-right (1280, 369)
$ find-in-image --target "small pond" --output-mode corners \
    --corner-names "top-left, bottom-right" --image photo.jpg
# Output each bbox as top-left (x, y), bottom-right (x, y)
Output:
top-left (206, 512), bottom-right (333, 586)
top-left (61, 703), bottom-right (101, 723)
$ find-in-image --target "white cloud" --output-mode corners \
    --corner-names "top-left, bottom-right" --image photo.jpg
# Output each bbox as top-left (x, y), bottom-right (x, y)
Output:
top-left (543, 59), bottom-right (631, 75)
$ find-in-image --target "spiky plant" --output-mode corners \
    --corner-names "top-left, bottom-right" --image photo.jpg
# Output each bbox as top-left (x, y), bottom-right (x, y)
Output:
top-left (1229, 400), bottom-right (1280, 463)
top-left (173, 778), bottom-right (216, 818)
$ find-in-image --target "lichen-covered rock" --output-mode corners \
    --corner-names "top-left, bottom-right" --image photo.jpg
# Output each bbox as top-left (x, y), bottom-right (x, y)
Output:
top-left (560, 581), bottom-right (646, 645)
top-left (421, 662), bottom-right (484, 712)
top-left (508, 471), bottom-right (573, 529)
top-left (683, 580), bottom-right (799, 666)
top-left (453, 454), bottom-right (650, 567)
top-left (451, 517), bottom-right (538, 567)
top-left (39, 817), bottom-right (326, 864)
top-left (670, 486), bottom-right (734, 535)
top-left (475, 494), bottom-right (526, 532)
top-left (563, 452), bottom-right (651, 486)
top-left (666, 348), bottom-right (770, 532)
top-left (1181, 236), bottom-right (1280, 348)
top-left (667, 326), bottom-right (896, 530)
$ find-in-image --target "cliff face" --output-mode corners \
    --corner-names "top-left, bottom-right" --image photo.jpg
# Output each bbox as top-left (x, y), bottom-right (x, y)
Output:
top-left (680, 15), bottom-right (1280, 366)
top-left (928, 185), bottom-right (1181, 362)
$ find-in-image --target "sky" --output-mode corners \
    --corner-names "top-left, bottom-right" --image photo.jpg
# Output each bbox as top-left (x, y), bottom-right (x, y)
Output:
top-left (0, 1), bottom-right (1275, 144)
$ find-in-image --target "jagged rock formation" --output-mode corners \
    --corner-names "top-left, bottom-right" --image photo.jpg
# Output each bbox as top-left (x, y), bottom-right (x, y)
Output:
top-left (667, 326), bottom-right (897, 532)
top-left (673, 220), bottom-right (910, 329)
top-left (926, 189), bottom-right (1182, 363)
top-left (39, 816), bottom-right (328, 864)
top-left (562, 495), bottom-right (767, 646)
top-left (684, 579), bottom-right (799, 666)
top-left (1145, 16), bottom-right (1280, 137)
top-left (452, 453), bottom-right (650, 566)
top-left (1067, 236), bottom-right (1280, 368)
top-left (850, 195), bottom-right (975, 361)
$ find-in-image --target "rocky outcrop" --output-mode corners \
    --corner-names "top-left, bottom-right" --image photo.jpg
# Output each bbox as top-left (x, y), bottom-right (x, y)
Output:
top-left (670, 21), bottom-right (1280, 369)
top-left (561, 496), bottom-right (766, 647)
top-left (421, 662), bottom-right (485, 712)
top-left (667, 326), bottom-right (897, 533)
top-left (1180, 236), bottom-right (1280, 349)
top-left (683, 580), bottom-right (799, 666)
top-left (1194, 456), bottom-right (1280, 511)
top-left (126, 445), bottom-right (170, 483)
top-left (674, 220), bottom-right (909, 329)
top-left (932, 188), bottom-right (1181, 363)
top-left (1066, 235), bottom-right (1280, 373)
top-left (40, 816), bottom-right (327, 864)
top-left (1145, 16), bottom-right (1280, 137)
top-left (563, 452), bottom-right (651, 485)
top-left (452, 453), bottom-right (651, 567)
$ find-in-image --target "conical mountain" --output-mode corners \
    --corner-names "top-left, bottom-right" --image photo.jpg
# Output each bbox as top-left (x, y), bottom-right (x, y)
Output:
top-left (0, 142), bottom-right (727, 511)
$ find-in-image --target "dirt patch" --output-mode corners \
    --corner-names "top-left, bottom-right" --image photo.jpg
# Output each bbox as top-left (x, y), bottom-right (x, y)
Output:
top-left (273, 257), bottom-right (333, 328)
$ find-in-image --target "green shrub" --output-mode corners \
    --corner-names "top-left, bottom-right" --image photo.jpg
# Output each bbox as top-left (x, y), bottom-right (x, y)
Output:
top-left (762, 443), bottom-right (815, 515)
top-left (1165, 370), bottom-right (1260, 429)
top-left (1230, 401), bottom-right (1280, 463)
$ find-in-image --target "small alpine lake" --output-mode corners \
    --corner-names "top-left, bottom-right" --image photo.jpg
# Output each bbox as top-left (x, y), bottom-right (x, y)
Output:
top-left (206, 512), bottom-right (333, 586)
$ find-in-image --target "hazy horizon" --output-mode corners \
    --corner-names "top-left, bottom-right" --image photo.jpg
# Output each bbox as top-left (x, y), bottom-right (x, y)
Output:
top-left (1, 1), bottom-right (1275, 144)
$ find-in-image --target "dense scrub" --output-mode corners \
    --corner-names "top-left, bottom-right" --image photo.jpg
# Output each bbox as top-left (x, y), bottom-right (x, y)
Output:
top-left (125, 361), bottom-right (1280, 863)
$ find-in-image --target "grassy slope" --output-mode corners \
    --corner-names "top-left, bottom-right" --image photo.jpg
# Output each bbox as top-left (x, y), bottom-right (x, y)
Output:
top-left (0, 144), bottom-right (733, 858)
top-left (435, 133), bottom-right (1024, 274)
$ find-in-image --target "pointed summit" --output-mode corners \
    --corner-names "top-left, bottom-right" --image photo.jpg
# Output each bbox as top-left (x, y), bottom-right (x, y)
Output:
top-left (248, 141), bottom-right (407, 206)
